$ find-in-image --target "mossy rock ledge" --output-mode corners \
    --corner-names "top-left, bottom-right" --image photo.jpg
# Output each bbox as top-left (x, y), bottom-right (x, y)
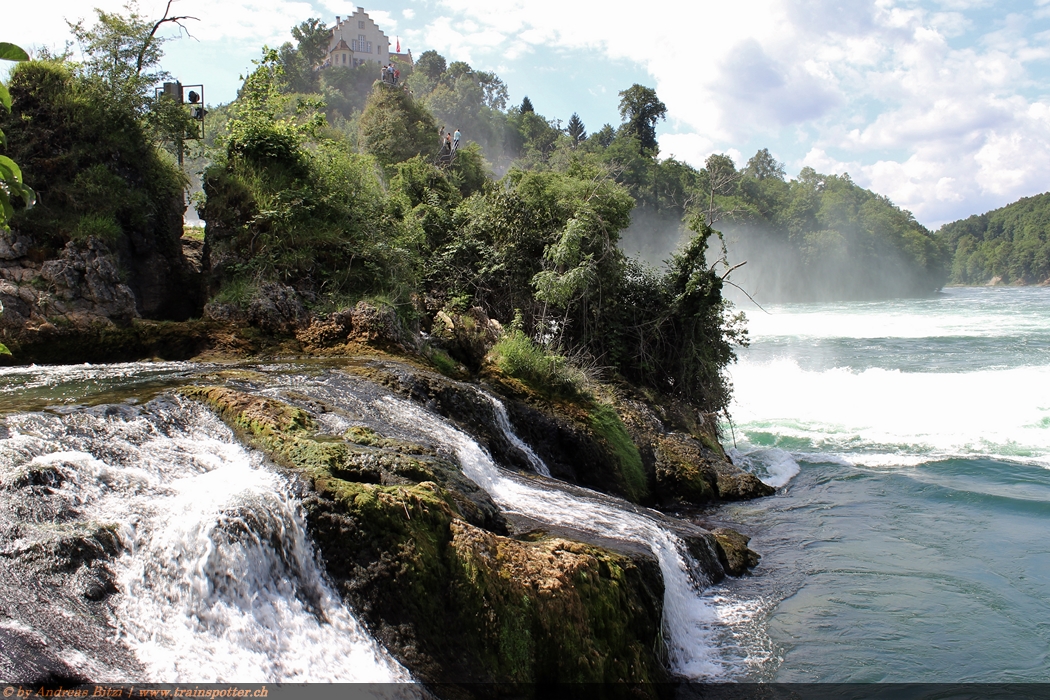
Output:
top-left (351, 359), bottom-right (772, 508)
top-left (179, 386), bottom-right (671, 690)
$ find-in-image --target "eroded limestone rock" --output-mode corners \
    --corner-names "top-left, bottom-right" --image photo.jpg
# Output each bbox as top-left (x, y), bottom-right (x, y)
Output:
top-left (180, 384), bottom-right (669, 688)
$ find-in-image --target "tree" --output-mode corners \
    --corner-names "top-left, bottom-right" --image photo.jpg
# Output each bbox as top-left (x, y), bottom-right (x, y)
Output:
top-left (280, 18), bottom-right (330, 94)
top-left (520, 95), bottom-right (534, 113)
top-left (67, 0), bottom-right (196, 113)
top-left (701, 153), bottom-right (740, 225)
top-left (617, 84), bottom-right (665, 152)
top-left (475, 71), bottom-right (508, 110)
top-left (744, 148), bottom-right (785, 181)
top-left (0, 42), bottom-right (34, 233)
top-left (567, 113), bottom-right (586, 148)
top-left (416, 50), bottom-right (447, 80)
top-left (291, 18), bottom-right (329, 67)
top-left (592, 124), bottom-right (615, 148)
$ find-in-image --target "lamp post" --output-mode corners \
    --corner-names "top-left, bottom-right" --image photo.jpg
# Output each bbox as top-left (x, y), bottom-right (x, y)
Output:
top-left (156, 81), bottom-right (207, 167)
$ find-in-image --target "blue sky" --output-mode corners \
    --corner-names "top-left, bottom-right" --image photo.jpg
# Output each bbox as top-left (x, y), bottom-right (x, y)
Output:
top-left (9, 0), bottom-right (1050, 228)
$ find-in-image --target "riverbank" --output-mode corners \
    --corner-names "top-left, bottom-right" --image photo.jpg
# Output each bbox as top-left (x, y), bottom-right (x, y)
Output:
top-left (0, 313), bottom-right (774, 688)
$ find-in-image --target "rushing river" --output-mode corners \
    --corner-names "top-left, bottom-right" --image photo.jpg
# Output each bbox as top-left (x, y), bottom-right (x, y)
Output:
top-left (0, 359), bottom-right (729, 682)
top-left (716, 286), bottom-right (1050, 682)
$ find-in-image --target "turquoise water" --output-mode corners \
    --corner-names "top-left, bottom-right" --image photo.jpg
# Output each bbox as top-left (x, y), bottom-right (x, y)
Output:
top-left (713, 287), bottom-right (1050, 681)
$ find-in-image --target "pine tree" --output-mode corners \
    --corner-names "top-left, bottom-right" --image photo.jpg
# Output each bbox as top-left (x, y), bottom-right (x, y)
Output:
top-left (566, 113), bottom-right (586, 148)
top-left (520, 95), bottom-right (534, 113)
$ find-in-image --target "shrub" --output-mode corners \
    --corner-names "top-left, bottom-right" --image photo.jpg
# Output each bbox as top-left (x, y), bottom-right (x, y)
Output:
top-left (489, 329), bottom-right (587, 397)
top-left (71, 213), bottom-right (121, 243)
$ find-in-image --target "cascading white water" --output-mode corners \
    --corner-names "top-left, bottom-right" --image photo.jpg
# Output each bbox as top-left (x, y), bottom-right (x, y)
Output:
top-left (480, 392), bottom-right (551, 477)
top-left (372, 394), bottom-right (729, 679)
top-left (0, 397), bottom-right (411, 683)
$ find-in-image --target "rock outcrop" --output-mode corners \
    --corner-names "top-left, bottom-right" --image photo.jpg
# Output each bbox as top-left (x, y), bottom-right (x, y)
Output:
top-left (181, 385), bottom-right (670, 689)
top-left (711, 527), bottom-right (761, 576)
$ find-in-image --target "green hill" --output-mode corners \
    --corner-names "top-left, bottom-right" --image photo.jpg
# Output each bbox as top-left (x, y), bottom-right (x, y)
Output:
top-left (939, 192), bottom-right (1050, 285)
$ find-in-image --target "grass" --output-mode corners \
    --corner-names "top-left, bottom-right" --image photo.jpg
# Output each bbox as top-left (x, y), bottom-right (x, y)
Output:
top-left (182, 225), bottom-right (205, 241)
top-left (589, 403), bottom-right (648, 503)
top-left (488, 330), bottom-right (587, 398)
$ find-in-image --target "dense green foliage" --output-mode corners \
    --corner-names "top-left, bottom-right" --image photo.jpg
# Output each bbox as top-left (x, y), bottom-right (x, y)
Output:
top-left (0, 42), bottom-right (35, 231)
top-left (2, 10), bottom-right (754, 411)
top-left (358, 83), bottom-right (437, 168)
top-left (203, 55), bottom-right (423, 307)
top-left (1, 60), bottom-right (185, 255)
top-left (198, 34), bottom-right (744, 409)
top-left (939, 192), bottom-right (1050, 284)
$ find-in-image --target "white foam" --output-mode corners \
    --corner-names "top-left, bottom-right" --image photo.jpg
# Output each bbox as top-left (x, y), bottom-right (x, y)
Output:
top-left (729, 447), bottom-right (800, 488)
top-left (0, 400), bottom-right (411, 684)
top-left (728, 359), bottom-right (1050, 463)
top-left (481, 391), bottom-right (551, 477)
top-left (375, 395), bottom-right (728, 680)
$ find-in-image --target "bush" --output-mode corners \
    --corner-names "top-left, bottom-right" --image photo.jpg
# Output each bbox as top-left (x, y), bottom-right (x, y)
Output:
top-left (358, 84), bottom-right (438, 169)
top-left (1, 61), bottom-right (186, 256)
top-left (489, 329), bottom-right (587, 397)
top-left (71, 213), bottom-right (121, 243)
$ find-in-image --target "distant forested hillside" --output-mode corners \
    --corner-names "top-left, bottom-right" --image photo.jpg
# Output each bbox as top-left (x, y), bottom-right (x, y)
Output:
top-left (939, 192), bottom-right (1050, 285)
top-left (611, 147), bottom-right (949, 302)
top-left (711, 159), bottom-right (950, 302)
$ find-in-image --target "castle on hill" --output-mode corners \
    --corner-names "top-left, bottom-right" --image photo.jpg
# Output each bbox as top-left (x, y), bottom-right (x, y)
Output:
top-left (326, 7), bottom-right (413, 69)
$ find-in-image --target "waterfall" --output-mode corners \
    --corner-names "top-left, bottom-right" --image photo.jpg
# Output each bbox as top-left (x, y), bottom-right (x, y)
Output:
top-left (373, 394), bottom-right (728, 679)
top-left (0, 397), bottom-right (411, 683)
top-left (479, 391), bottom-right (551, 477)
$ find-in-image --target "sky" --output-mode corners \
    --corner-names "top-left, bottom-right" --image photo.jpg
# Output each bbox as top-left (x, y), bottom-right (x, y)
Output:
top-left (8, 0), bottom-right (1050, 229)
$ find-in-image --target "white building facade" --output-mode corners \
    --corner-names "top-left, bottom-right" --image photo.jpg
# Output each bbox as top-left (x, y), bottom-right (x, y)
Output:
top-left (327, 7), bottom-right (390, 69)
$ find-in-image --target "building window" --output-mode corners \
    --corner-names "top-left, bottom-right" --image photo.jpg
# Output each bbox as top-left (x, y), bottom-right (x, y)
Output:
top-left (358, 20), bottom-right (365, 28)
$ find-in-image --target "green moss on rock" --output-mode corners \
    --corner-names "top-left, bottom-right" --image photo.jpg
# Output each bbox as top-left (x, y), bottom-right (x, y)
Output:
top-left (711, 527), bottom-right (761, 576)
top-left (179, 384), bottom-right (669, 688)
top-left (589, 404), bottom-right (649, 503)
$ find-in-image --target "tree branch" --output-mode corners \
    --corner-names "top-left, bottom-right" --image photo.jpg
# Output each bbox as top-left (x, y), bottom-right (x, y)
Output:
top-left (720, 260), bottom-right (747, 280)
top-left (136, 0), bottom-right (199, 75)
top-left (723, 278), bottom-right (770, 315)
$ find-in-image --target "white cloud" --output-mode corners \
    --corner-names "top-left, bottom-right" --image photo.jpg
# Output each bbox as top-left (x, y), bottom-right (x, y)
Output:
top-left (419, 0), bottom-right (1050, 225)
top-left (8, 0), bottom-right (1050, 226)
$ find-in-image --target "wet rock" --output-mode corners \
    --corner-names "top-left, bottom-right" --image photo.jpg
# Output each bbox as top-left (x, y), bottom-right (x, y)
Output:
top-left (617, 393), bottom-right (775, 505)
top-left (711, 527), bottom-right (761, 576)
top-left (0, 624), bottom-right (90, 685)
top-left (714, 470), bottom-right (776, 500)
top-left (0, 474), bottom-right (142, 682)
top-left (653, 433), bottom-right (718, 504)
top-left (428, 306), bottom-right (500, 369)
top-left (246, 282), bottom-right (309, 334)
top-left (202, 300), bottom-right (248, 325)
top-left (74, 562), bottom-right (119, 602)
top-left (183, 384), bottom-right (670, 687)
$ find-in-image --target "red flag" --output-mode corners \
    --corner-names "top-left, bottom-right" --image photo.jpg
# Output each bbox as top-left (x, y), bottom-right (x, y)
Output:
top-left (396, 37), bottom-right (400, 52)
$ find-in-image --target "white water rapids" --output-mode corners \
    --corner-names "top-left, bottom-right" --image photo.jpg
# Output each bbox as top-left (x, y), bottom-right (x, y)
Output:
top-left (0, 397), bottom-right (410, 683)
top-left (372, 393), bottom-right (730, 679)
top-left (0, 359), bottom-right (752, 682)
